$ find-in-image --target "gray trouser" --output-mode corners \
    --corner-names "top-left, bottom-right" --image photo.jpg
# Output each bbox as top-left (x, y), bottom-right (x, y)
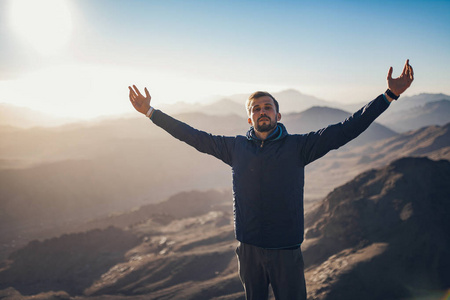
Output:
top-left (236, 242), bottom-right (307, 300)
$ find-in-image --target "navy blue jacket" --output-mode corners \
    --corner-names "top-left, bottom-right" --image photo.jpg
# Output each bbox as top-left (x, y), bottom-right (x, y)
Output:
top-left (151, 94), bottom-right (390, 248)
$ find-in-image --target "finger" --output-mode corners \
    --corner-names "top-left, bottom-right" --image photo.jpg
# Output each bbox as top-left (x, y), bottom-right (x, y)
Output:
top-left (402, 59), bottom-right (408, 75)
top-left (144, 87), bottom-right (151, 99)
top-left (129, 86), bottom-right (138, 99)
top-left (409, 64), bottom-right (414, 81)
top-left (129, 94), bottom-right (137, 108)
top-left (387, 66), bottom-right (393, 80)
top-left (404, 60), bottom-right (411, 75)
top-left (405, 63), bottom-right (410, 77)
top-left (129, 89), bottom-right (136, 103)
top-left (133, 85), bottom-right (143, 97)
top-left (129, 91), bottom-right (136, 103)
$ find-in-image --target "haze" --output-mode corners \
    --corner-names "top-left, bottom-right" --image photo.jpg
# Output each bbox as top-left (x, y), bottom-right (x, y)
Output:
top-left (0, 0), bottom-right (449, 119)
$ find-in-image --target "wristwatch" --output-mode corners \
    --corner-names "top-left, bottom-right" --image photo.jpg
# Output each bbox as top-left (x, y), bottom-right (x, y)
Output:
top-left (385, 89), bottom-right (399, 100)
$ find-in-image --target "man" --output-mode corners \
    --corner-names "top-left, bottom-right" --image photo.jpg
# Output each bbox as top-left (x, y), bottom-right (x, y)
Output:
top-left (128, 60), bottom-right (414, 300)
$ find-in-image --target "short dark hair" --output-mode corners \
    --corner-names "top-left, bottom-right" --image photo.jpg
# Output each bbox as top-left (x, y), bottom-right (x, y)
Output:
top-left (246, 91), bottom-right (279, 115)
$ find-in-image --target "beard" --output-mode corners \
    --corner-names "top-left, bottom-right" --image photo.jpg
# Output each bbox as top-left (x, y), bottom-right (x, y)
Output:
top-left (255, 116), bottom-right (277, 132)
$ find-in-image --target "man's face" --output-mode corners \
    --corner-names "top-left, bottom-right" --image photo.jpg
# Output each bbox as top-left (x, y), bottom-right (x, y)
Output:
top-left (247, 96), bottom-right (281, 133)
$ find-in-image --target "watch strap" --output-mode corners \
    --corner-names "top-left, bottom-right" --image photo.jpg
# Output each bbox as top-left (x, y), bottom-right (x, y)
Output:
top-left (385, 89), bottom-right (399, 100)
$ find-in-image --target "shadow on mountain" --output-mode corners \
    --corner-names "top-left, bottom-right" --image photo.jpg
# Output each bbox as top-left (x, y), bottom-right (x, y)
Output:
top-left (0, 158), bottom-right (449, 299)
top-left (0, 227), bottom-right (140, 296)
top-left (303, 157), bottom-right (450, 299)
top-left (77, 189), bottom-right (232, 232)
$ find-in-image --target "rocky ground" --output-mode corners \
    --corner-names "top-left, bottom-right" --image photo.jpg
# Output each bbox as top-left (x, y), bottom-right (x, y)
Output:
top-left (1, 157), bottom-right (449, 300)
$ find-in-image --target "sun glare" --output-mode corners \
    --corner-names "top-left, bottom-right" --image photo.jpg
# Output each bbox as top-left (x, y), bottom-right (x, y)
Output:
top-left (8, 0), bottom-right (73, 55)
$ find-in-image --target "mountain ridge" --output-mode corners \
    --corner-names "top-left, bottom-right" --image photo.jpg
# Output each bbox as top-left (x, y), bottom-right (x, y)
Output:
top-left (1, 119), bottom-right (449, 261)
top-left (5, 91), bottom-right (448, 129)
top-left (1, 157), bottom-right (448, 299)
top-left (377, 99), bottom-right (450, 132)
top-left (303, 156), bottom-right (450, 299)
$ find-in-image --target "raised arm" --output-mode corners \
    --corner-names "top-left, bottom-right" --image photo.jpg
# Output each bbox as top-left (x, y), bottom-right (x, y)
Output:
top-left (301, 59), bottom-right (415, 165)
top-left (127, 85), bottom-right (235, 166)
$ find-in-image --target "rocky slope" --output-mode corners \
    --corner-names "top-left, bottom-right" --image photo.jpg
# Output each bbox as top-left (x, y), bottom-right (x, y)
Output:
top-left (303, 157), bottom-right (450, 299)
top-left (0, 227), bottom-right (141, 296)
top-left (1, 157), bottom-right (449, 300)
top-left (0, 190), bottom-right (241, 300)
top-left (0, 106), bottom-right (398, 261)
top-left (377, 99), bottom-right (450, 132)
top-left (304, 122), bottom-right (450, 199)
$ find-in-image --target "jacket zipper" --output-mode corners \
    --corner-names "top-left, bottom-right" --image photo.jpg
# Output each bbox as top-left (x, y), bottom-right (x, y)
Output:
top-left (260, 140), bottom-right (265, 148)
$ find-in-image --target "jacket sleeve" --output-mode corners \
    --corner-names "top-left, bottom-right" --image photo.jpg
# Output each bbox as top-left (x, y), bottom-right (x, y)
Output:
top-left (150, 110), bottom-right (235, 166)
top-left (300, 94), bottom-right (390, 165)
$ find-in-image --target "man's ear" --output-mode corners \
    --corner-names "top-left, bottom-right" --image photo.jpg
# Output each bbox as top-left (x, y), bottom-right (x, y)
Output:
top-left (247, 117), bottom-right (253, 126)
top-left (277, 112), bottom-right (281, 121)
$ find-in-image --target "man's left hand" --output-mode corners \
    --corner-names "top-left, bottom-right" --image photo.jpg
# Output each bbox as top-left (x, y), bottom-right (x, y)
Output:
top-left (387, 59), bottom-right (414, 97)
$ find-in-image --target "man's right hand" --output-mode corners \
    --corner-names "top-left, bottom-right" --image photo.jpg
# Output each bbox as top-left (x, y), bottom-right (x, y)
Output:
top-left (129, 85), bottom-right (151, 115)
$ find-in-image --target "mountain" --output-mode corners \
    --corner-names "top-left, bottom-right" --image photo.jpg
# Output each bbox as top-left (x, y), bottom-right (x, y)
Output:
top-left (349, 122), bottom-right (450, 168)
top-left (1, 110), bottom-right (449, 261)
top-left (342, 93), bottom-right (450, 132)
top-left (75, 189), bottom-right (233, 233)
top-left (283, 106), bottom-right (397, 146)
top-left (341, 93), bottom-right (450, 113)
top-left (159, 89), bottom-right (335, 117)
top-left (303, 157), bottom-right (450, 299)
top-left (377, 99), bottom-right (450, 132)
top-left (160, 98), bottom-right (247, 118)
top-left (160, 92), bottom-right (450, 133)
top-left (0, 113), bottom-right (239, 260)
top-left (0, 103), bottom-right (79, 128)
top-left (0, 226), bottom-right (141, 296)
top-left (1, 92), bottom-right (448, 130)
top-left (1, 157), bottom-right (448, 299)
top-left (270, 89), bottom-right (335, 113)
top-left (303, 122), bottom-right (450, 199)
top-left (0, 136), bottom-right (231, 260)
top-left (389, 93), bottom-right (450, 112)
top-left (0, 190), bottom-right (242, 299)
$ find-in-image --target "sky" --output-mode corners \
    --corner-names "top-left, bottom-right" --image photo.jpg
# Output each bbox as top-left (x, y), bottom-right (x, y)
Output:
top-left (0, 0), bottom-right (449, 119)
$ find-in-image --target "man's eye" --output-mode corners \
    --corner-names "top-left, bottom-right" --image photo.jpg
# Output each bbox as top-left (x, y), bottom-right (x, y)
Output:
top-left (253, 108), bottom-right (260, 112)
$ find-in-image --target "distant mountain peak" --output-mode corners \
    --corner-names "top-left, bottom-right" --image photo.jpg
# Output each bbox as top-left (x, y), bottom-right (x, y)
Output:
top-left (277, 88), bottom-right (304, 95)
top-left (301, 105), bottom-right (348, 114)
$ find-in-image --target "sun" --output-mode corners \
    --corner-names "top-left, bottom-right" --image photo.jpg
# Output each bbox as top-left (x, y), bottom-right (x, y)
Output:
top-left (8, 0), bottom-right (73, 55)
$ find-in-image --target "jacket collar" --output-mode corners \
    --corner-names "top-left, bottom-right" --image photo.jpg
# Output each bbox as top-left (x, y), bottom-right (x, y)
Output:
top-left (246, 123), bottom-right (288, 142)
